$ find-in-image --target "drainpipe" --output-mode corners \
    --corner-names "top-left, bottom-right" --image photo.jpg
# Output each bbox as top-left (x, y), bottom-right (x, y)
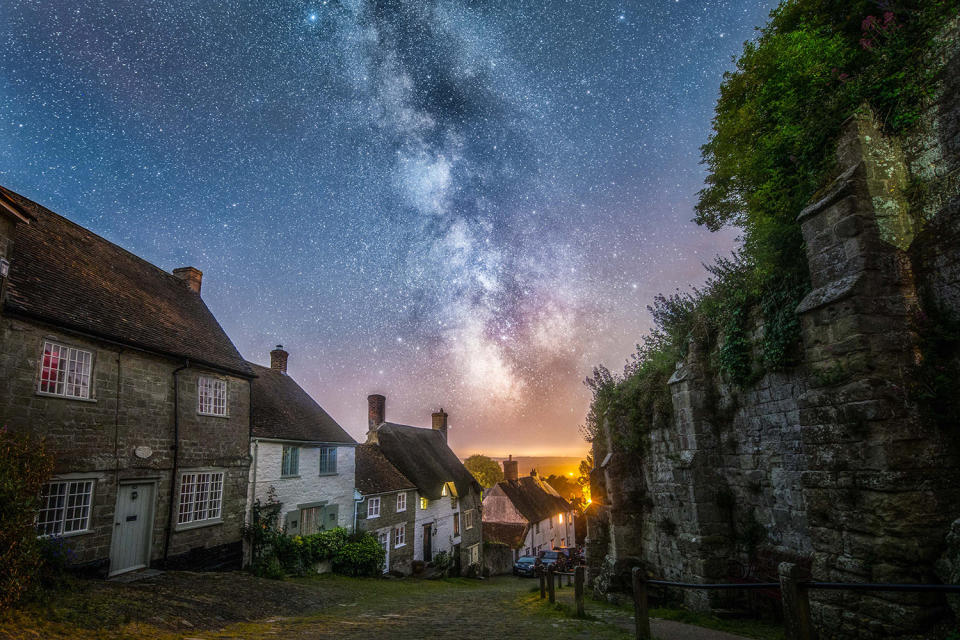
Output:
top-left (353, 489), bottom-right (364, 533)
top-left (163, 360), bottom-right (190, 565)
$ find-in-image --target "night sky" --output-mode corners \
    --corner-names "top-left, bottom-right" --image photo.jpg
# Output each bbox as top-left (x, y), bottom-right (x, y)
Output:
top-left (1, 0), bottom-right (777, 457)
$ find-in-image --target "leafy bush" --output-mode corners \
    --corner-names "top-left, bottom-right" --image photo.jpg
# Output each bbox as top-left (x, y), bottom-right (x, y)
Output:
top-left (331, 531), bottom-right (385, 577)
top-left (0, 428), bottom-right (55, 610)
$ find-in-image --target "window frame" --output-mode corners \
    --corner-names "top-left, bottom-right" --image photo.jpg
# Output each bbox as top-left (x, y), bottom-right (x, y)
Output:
top-left (465, 509), bottom-right (474, 530)
top-left (37, 340), bottom-right (94, 400)
top-left (36, 478), bottom-right (96, 538)
top-left (394, 522), bottom-right (406, 548)
top-left (281, 445), bottom-right (300, 477)
top-left (367, 496), bottom-right (381, 519)
top-left (318, 446), bottom-right (338, 475)
top-left (197, 375), bottom-right (228, 417)
top-left (176, 470), bottom-right (225, 530)
top-left (396, 492), bottom-right (406, 512)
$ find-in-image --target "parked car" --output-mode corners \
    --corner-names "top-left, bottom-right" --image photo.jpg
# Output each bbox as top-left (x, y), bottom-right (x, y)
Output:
top-left (513, 556), bottom-right (538, 577)
top-left (538, 550), bottom-right (563, 569)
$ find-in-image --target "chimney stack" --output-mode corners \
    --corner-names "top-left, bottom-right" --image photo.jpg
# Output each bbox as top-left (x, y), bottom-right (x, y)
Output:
top-left (530, 468), bottom-right (538, 478)
top-left (367, 394), bottom-right (386, 444)
top-left (503, 454), bottom-right (519, 482)
top-left (270, 345), bottom-right (289, 374)
top-left (172, 266), bottom-right (202, 294)
top-left (432, 408), bottom-right (448, 441)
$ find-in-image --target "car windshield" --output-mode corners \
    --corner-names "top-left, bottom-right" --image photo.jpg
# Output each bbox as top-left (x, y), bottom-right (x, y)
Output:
top-left (517, 557), bottom-right (535, 564)
top-left (542, 552), bottom-right (559, 559)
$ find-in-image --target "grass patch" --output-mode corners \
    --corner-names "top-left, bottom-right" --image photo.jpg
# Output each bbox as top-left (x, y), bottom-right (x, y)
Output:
top-left (649, 606), bottom-right (785, 640)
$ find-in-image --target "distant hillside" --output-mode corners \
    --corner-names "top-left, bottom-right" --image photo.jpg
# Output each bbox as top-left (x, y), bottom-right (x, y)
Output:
top-left (462, 456), bottom-right (583, 480)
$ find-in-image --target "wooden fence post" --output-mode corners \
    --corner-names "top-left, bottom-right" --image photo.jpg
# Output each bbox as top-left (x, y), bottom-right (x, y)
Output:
top-left (557, 569), bottom-right (563, 590)
top-left (779, 562), bottom-right (814, 640)
top-left (539, 565), bottom-right (546, 599)
top-left (548, 566), bottom-right (556, 603)
top-left (632, 567), bottom-right (651, 640)
top-left (575, 566), bottom-right (585, 617)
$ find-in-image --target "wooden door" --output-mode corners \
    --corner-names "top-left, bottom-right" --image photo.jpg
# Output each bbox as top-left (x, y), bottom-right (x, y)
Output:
top-left (109, 482), bottom-right (155, 576)
top-left (422, 523), bottom-right (432, 562)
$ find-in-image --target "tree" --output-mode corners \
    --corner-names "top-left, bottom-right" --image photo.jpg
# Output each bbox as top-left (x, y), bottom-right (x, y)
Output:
top-left (463, 454), bottom-right (504, 488)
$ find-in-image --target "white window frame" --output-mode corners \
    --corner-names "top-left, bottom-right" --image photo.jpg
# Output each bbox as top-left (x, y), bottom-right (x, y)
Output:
top-left (367, 496), bottom-right (380, 519)
top-left (281, 445), bottom-right (300, 477)
top-left (37, 341), bottom-right (93, 400)
top-left (465, 508), bottom-right (474, 530)
top-left (37, 478), bottom-right (95, 537)
top-left (318, 446), bottom-right (337, 475)
top-left (396, 492), bottom-right (406, 512)
top-left (394, 522), bottom-right (406, 548)
top-left (176, 470), bottom-right (224, 528)
top-left (197, 376), bottom-right (227, 416)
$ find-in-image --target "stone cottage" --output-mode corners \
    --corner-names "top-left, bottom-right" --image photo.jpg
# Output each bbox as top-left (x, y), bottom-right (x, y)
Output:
top-left (247, 346), bottom-right (357, 537)
top-left (365, 395), bottom-right (484, 574)
top-left (0, 185), bottom-right (253, 576)
top-left (354, 443), bottom-right (417, 574)
top-left (483, 456), bottom-right (576, 559)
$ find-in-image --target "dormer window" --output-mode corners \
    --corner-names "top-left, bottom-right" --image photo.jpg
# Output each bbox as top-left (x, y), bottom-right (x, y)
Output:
top-left (38, 341), bottom-right (92, 399)
top-left (441, 484), bottom-right (448, 497)
top-left (198, 376), bottom-right (227, 416)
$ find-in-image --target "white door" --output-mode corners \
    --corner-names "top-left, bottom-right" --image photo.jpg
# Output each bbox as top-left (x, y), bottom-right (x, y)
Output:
top-left (109, 482), bottom-right (156, 576)
top-left (378, 529), bottom-right (390, 573)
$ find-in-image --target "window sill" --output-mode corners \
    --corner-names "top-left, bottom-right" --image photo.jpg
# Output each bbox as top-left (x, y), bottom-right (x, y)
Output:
top-left (317, 472), bottom-right (339, 477)
top-left (197, 412), bottom-right (230, 419)
top-left (394, 543), bottom-right (406, 549)
top-left (38, 528), bottom-right (93, 540)
top-left (367, 515), bottom-right (380, 519)
top-left (396, 508), bottom-right (407, 513)
top-left (280, 474), bottom-right (301, 479)
top-left (35, 391), bottom-right (96, 403)
top-left (175, 518), bottom-right (223, 532)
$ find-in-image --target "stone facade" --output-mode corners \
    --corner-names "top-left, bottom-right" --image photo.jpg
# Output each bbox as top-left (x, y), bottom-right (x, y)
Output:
top-left (412, 490), bottom-right (483, 573)
top-left (0, 316), bottom-right (250, 575)
top-left (356, 489), bottom-right (417, 574)
top-left (588, 16), bottom-right (960, 639)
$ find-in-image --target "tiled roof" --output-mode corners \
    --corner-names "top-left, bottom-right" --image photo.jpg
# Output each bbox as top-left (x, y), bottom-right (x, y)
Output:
top-left (495, 476), bottom-right (572, 525)
top-left (1, 186), bottom-right (252, 376)
top-left (355, 443), bottom-right (416, 496)
top-left (374, 422), bottom-right (481, 500)
top-left (483, 521), bottom-right (528, 549)
top-left (248, 363), bottom-right (356, 443)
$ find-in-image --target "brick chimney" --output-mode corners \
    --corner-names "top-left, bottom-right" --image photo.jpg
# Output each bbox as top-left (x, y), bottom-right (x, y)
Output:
top-left (432, 408), bottom-right (448, 441)
top-left (367, 394), bottom-right (385, 444)
top-left (172, 266), bottom-right (202, 294)
top-left (270, 345), bottom-right (289, 374)
top-left (503, 454), bottom-right (519, 482)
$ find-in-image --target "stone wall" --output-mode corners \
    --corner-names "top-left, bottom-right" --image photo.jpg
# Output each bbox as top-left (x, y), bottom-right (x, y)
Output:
top-left (588, 16), bottom-right (960, 639)
top-left (0, 315), bottom-right (250, 574)
top-left (356, 489), bottom-right (417, 574)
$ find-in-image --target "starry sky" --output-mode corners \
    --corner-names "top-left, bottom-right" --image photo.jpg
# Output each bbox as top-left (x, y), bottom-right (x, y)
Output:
top-left (1, 0), bottom-right (777, 457)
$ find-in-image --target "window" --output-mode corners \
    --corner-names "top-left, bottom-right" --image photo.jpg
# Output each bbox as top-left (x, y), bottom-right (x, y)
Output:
top-left (198, 376), bottom-right (227, 416)
top-left (301, 506), bottom-right (322, 535)
top-left (396, 492), bottom-right (406, 512)
top-left (394, 523), bottom-right (406, 547)
top-left (441, 483), bottom-right (448, 497)
top-left (558, 512), bottom-right (564, 524)
top-left (38, 341), bottom-right (92, 399)
top-left (453, 511), bottom-right (460, 537)
top-left (420, 497), bottom-right (428, 510)
top-left (465, 509), bottom-right (474, 530)
top-left (281, 446), bottom-right (300, 476)
top-left (37, 479), bottom-right (94, 536)
top-left (177, 471), bottom-right (223, 525)
top-left (367, 496), bottom-right (380, 518)
top-left (318, 446), bottom-right (337, 474)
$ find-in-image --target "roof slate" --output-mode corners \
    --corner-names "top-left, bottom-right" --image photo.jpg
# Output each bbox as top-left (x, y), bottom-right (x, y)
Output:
top-left (1, 186), bottom-right (252, 376)
top-left (374, 422), bottom-right (481, 500)
top-left (483, 521), bottom-right (529, 549)
top-left (355, 443), bottom-right (416, 496)
top-left (248, 363), bottom-right (356, 444)
top-left (495, 476), bottom-right (572, 525)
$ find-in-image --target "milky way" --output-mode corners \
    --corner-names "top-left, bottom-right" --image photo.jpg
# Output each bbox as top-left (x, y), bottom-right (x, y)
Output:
top-left (0, 0), bottom-right (776, 456)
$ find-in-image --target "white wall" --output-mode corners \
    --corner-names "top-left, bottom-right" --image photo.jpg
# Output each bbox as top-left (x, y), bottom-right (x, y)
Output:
top-left (248, 441), bottom-right (356, 531)
top-left (523, 511), bottom-right (576, 556)
top-left (412, 491), bottom-right (477, 562)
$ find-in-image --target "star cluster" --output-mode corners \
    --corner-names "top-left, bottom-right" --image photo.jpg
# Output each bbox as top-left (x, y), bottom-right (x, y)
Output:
top-left (0, 0), bottom-right (776, 456)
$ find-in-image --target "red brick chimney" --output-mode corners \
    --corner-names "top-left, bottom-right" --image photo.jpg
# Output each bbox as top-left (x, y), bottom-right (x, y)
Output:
top-left (172, 266), bottom-right (202, 294)
top-left (270, 345), bottom-right (288, 374)
top-left (432, 408), bottom-right (448, 441)
top-left (367, 394), bottom-right (385, 444)
top-left (503, 454), bottom-right (519, 482)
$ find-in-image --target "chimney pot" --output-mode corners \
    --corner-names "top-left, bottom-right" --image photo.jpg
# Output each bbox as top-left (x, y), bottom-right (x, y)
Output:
top-left (367, 394), bottom-right (385, 444)
top-left (431, 408), bottom-right (449, 442)
top-left (503, 455), bottom-right (519, 482)
top-left (270, 345), bottom-right (289, 374)
top-left (172, 266), bottom-right (203, 294)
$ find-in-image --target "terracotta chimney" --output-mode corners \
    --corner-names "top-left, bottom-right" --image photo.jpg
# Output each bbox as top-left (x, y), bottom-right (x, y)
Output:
top-left (503, 454), bottom-right (519, 482)
top-left (172, 266), bottom-right (202, 294)
top-left (270, 345), bottom-right (289, 374)
top-left (367, 394), bottom-right (385, 444)
top-left (432, 408), bottom-right (448, 441)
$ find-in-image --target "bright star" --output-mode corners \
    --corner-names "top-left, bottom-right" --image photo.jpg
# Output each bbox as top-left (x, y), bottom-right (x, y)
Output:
top-left (308, 13), bottom-right (317, 22)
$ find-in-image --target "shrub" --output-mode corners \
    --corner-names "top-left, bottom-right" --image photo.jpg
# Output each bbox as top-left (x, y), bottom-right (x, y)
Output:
top-left (331, 531), bottom-right (385, 577)
top-left (0, 428), bottom-right (55, 610)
